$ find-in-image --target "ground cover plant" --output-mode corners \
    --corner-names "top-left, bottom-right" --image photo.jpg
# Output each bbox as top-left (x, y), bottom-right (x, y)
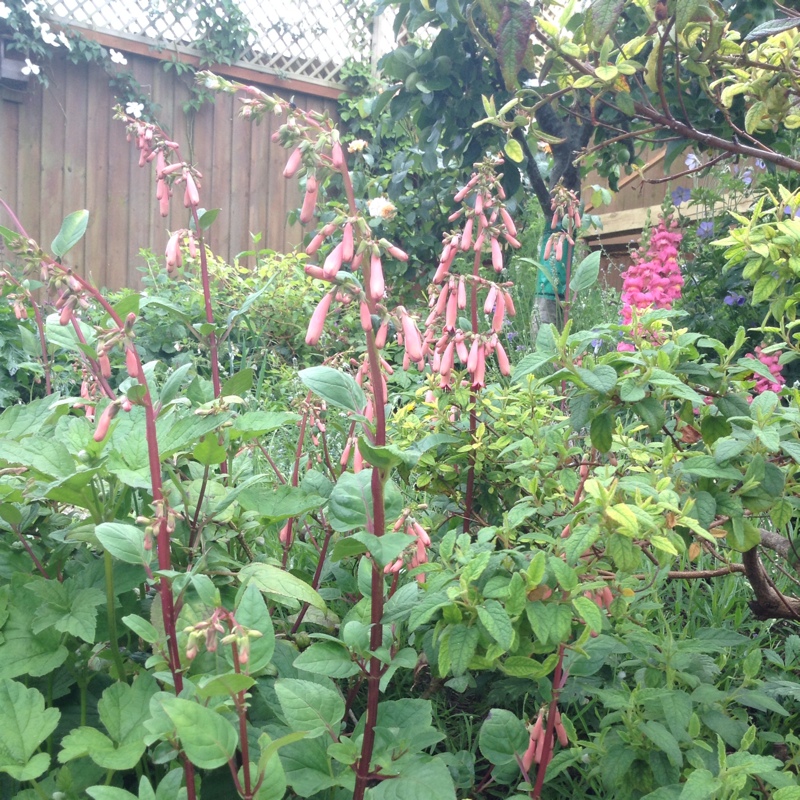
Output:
top-left (2, 1), bottom-right (800, 799)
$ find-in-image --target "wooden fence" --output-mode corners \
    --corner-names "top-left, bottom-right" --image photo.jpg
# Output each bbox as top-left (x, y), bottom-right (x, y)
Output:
top-left (0, 42), bottom-right (340, 290)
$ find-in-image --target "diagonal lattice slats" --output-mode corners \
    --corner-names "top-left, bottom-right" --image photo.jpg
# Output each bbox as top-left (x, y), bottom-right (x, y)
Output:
top-left (42, 0), bottom-right (372, 87)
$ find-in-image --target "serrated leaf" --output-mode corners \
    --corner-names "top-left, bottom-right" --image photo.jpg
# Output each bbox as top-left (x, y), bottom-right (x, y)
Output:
top-left (745, 16), bottom-right (800, 40)
top-left (590, 411), bottom-right (613, 452)
top-left (572, 595), bottom-right (604, 634)
top-left (274, 678), bottom-right (344, 736)
top-left (588, 0), bottom-right (625, 44)
top-left (576, 364), bottom-right (617, 393)
top-left (570, 250), bottom-right (601, 293)
top-left (526, 601), bottom-right (573, 646)
top-left (478, 600), bottom-right (514, 650)
top-left (495, 1), bottom-right (534, 90)
top-left (0, 679), bottom-right (60, 780)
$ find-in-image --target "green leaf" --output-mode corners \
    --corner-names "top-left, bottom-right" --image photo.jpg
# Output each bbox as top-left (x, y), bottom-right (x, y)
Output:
top-left (745, 16), bottom-right (800, 40)
top-left (232, 581), bottom-right (275, 674)
top-left (235, 482), bottom-right (324, 521)
top-left (357, 437), bottom-right (419, 471)
top-left (122, 614), bottom-right (159, 644)
top-left (680, 457), bottom-right (742, 481)
top-left (408, 591), bottom-right (451, 631)
top-left (157, 412), bottom-right (233, 460)
top-left (197, 207), bottom-right (220, 228)
top-left (588, 0), bottom-right (626, 44)
top-left (477, 600), bottom-right (514, 650)
top-left (639, 720), bottom-right (682, 767)
top-left (675, 769), bottom-right (722, 800)
top-left (86, 789), bottom-right (140, 800)
top-left (504, 138), bottom-right (524, 163)
top-left (231, 411), bottom-right (299, 439)
top-left (293, 642), bottom-right (360, 678)
top-left (239, 563), bottom-right (326, 610)
top-left (327, 469), bottom-right (403, 533)
top-left (368, 756), bottom-right (457, 799)
top-left (158, 364), bottom-right (194, 408)
top-left (0, 679), bottom-right (60, 780)
top-left (590, 411), bottom-right (613, 452)
top-left (569, 251), bottom-right (601, 294)
top-left (192, 435), bottom-right (227, 465)
top-left (632, 396), bottom-right (666, 434)
top-left (442, 625), bottom-right (480, 677)
top-left (95, 522), bottom-right (151, 565)
top-left (221, 368), bottom-right (254, 397)
top-left (0, 437), bottom-right (74, 479)
top-left (51, 209), bottom-right (89, 258)
top-left (59, 727), bottom-right (145, 771)
top-left (274, 678), bottom-right (344, 736)
top-left (595, 64), bottom-right (619, 82)
top-left (478, 709), bottom-right (528, 766)
top-left (160, 697), bottom-right (238, 769)
top-left (576, 364), bottom-right (617, 394)
top-left (526, 602), bottom-right (573, 646)
top-left (195, 673), bottom-right (256, 700)
top-left (572, 595), bottom-right (604, 634)
top-left (29, 579), bottom-right (104, 644)
top-left (299, 366), bottom-right (366, 414)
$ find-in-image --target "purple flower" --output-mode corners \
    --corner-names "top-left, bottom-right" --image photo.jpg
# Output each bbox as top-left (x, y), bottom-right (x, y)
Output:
top-left (671, 186), bottom-right (691, 205)
top-left (741, 168), bottom-right (753, 186)
top-left (506, 330), bottom-right (517, 340)
top-left (724, 292), bottom-right (746, 306)
top-left (755, 159), bottom-right (766, 170)
top-left (784, 206), bottom-right (800, 219)
top-left (591, 338), bottom-right (602, 353)
top-left (697, 220), bottom-right (714, 239)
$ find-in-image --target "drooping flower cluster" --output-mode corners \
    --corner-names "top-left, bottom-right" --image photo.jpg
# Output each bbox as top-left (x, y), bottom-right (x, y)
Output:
top-left (746, 345), bottom-right (785, 395)
top-left (543, 183), bottom-right (581, 263)
top-left (618, 219), bottom-right (684, 349)
top-left (425, 158), bottom-right (520, 391)
top-left (384, 511), bottom-right (431, 584)
top-left (116, 107), bottom-right (203, 273)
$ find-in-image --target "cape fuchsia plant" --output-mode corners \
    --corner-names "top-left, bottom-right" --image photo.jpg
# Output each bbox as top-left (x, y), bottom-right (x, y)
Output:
top-left (115, 105), bottom-right (223, 403)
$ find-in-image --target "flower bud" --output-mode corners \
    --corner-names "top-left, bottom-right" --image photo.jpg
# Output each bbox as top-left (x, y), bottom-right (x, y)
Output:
top-left (306, 291), bottom-right (334, 345)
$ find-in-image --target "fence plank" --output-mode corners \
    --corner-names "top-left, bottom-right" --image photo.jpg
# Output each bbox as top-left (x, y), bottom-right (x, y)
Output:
top-left (2, 46), bottom-right (342, 291)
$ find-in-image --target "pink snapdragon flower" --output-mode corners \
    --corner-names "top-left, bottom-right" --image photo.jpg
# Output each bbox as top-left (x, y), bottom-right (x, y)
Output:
top-left (746, 345), bottom-right (784, 395)
top-left (618, 219), bottom-right (684, 350)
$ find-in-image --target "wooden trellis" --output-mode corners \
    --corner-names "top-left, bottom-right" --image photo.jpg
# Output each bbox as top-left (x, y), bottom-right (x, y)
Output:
top-left (42, 0), bottom-right (374, 88)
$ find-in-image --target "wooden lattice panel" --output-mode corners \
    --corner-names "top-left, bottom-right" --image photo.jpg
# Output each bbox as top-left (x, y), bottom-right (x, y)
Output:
top-left (43, 0), bottom-right (371, 87)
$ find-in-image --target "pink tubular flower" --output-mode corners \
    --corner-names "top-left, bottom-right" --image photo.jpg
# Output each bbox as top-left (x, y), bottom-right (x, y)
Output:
top-left (369, 253), bottom-right (385, 301)
top-left (183, 172), bottom-right (200, 208)
top-left (93, 402), bottom-right (119, 442)
top-left (342, 222), bottom-right (354, 262)
top-left (299, 175), bottom-right (318, 224)
top-left (323, 241), bottom-right (344, 279)
top-left (496, 342), bottom-right (511, 376)
top-left (165, 231), bottom-right (182, 271)
top-left (306, 291), bottom-right (334, 345)
top-left (125, 346), bottom-right (140, 379)
top-left (400, 309), bottom-right (423, 363)
top-left (283, 146), bottom-right (302, 178)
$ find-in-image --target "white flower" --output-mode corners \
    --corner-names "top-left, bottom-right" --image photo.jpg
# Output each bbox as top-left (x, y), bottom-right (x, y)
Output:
top-left (125, 101), bottom-right (144, 119)
top-left (685, 152), bottom-right (702, 170)
top-left (0, 3), bottom-right (11, 20)
top-left (57, 31), bottom-right (71, 49)
top-left (21, 58), bottom-right (40, 76)
top-left (109, 48), bottom-right (127, 65)
top-left (22, 2), bottom-right (40, 25)
top-left (40, 23), bottom-right (58, 45)
top-left (347, 138), bottom-right (368, 153)
top-left (367, 196), bottom-right (397, 220)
